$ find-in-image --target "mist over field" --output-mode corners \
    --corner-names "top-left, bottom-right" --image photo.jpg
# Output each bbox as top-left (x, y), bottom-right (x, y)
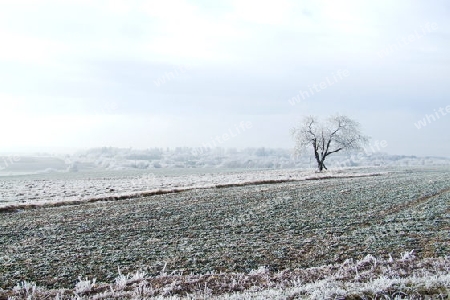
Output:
top-left (1, 1), bottom-right (450, 299)
top-left (0, 0), bottom-right (449, 157)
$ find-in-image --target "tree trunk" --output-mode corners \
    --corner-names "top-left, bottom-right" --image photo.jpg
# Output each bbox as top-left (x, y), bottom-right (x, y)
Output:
top-left (314, 151), bottom-right (322, 171)
top-left (318, 162), bottom-right (324, 172)
top-left (317, 160), bottom-right (327, 172)
top-left (314, 151), bottom-right (327, 172)
top-left (314, 152), bottom-right (328, 172)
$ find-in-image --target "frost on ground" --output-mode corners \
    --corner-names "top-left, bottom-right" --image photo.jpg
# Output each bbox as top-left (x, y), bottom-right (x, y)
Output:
top-left (0, 167), bottom-right (449, 299)
top-left (0, 167), bottom-right (383, 211)
top-left (1, 253), bottom-right (450, 299)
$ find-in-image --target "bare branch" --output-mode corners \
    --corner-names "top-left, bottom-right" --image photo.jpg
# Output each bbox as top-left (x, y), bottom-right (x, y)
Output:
top-left (292, 114), bottom-right (369, 171)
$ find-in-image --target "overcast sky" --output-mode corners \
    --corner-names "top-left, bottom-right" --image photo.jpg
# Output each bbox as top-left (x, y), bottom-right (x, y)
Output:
top-left (0, 0), bottom-right (449, 156)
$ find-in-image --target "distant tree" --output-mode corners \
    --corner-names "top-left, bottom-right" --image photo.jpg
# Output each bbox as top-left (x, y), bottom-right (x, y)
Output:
top-left (255, 147), bottom-right (266, 157)
top-left (292, 115), bottom-right (369, 171)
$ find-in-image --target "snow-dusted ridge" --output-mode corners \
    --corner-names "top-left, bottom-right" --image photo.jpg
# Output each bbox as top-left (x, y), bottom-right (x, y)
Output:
top-left (0, 169), bottom-right (385, 212)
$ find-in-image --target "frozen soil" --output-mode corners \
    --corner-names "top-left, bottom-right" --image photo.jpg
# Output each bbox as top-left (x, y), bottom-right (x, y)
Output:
top-left (0, 168), bottom-right (381, 208)
top-left (0, 167), bottom-right (449, 293)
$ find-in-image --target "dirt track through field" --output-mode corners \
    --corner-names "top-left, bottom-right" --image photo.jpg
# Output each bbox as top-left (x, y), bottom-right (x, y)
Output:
top-left (0, 173), bottom-right (382, 213)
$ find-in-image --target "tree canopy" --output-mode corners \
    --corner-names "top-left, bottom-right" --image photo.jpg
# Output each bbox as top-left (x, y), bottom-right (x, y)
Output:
top-left (292, 115), bottom-right (369, 171)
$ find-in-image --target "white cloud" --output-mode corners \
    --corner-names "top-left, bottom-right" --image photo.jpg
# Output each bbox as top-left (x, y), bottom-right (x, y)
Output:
top-left (0, 0), bottom-right (449, 155)
top-left (0, 30), bottom-right (68, 64)
top-left (232, 0), bottom-right (293, 25)
top-left (105, 0), bottom-right (132, 15)
top-left (0, 94), bottom-right (23, 114)
top-left (140, 0), bottom-right (248, 64)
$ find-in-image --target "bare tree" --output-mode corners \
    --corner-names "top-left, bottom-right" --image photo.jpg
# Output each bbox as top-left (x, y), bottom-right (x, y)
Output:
top-left (292, 115), bottom-right (369, 171)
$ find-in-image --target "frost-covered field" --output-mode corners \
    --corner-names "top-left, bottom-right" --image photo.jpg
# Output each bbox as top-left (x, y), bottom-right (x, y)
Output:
top-left (1, 166), bottom-right (449, 299)
top-left (0, 167), bottom-right (381, 210)
top-left (4, 255), bottom-right (450, 299)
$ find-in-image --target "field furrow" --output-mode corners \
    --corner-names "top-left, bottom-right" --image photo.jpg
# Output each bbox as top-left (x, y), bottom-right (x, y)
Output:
top-left (0, 167), bottom-right (449, 294)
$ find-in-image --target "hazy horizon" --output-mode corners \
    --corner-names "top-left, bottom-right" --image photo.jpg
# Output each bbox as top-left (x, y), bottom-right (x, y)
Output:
top-left (1, 1), bottom-right (449, 157)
